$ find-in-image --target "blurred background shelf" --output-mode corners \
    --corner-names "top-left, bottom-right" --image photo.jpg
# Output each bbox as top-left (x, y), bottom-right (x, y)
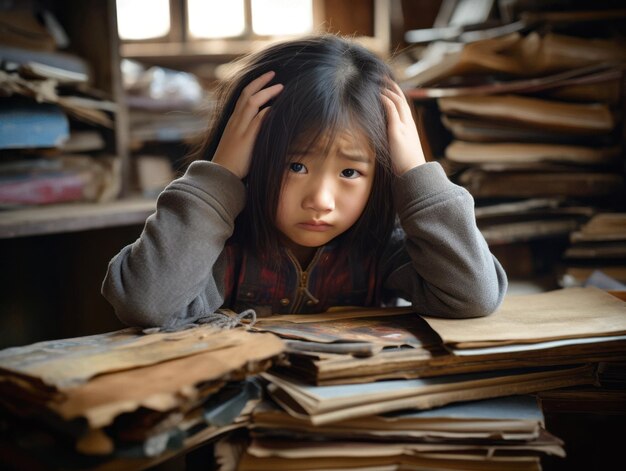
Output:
top-left (0, 197), bottom-right (156, 239)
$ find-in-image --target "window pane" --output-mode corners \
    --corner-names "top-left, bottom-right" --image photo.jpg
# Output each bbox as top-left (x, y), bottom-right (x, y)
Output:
top-left (117, 0), bottom-right (170, 40)
top-left (188, 0), bottom-right (245, 38)
top-left (251, 0), bottom-right (313, 36)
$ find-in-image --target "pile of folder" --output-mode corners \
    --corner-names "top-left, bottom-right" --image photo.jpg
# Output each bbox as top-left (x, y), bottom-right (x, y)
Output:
top-left (236, 287), bottom-right (626, 470)
top-left (0, 325), bottom-right (284, 469)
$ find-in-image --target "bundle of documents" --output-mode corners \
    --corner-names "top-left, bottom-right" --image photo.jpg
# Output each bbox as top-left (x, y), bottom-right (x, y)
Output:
top-left (236, 395), bottom-right (564, 471)
top-left (439, 88), bottom-right (623, 200)
top-left (251, 287), bottom-right (626, 388)
top-left (400, 31), bottom-right (626, 89)
top-left (397, 12), bottom-right (626, 253)
top-left (3, 288), bottom-right (625, 469)
top-left (472, 197), bottom-right (595, 245)
top-left (560, 213), bottom-right (626, 288)
top-left (232, 286), bottom-right (626, 470)
top-left (260, 365), bottom-right (594, 426)
top-left (0, 325), bottom-right (284, 468)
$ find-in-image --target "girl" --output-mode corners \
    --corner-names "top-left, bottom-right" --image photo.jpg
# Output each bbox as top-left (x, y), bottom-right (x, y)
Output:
top-left (102, 34), bottom-right (507, 329)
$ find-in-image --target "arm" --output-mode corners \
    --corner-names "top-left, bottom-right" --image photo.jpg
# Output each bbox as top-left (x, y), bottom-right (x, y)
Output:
top-left (380, 81), bottom-right (507, 318)
top-left (102, 71), bottom-right (283, 328)
top-left (102, 162), bottom-right (245, 327)
top-left (383, 162), bottom-right (508, 318)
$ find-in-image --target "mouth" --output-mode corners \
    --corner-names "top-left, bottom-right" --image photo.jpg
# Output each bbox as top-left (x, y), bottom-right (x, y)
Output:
top-left (297, 221), bottom-right (333, 232)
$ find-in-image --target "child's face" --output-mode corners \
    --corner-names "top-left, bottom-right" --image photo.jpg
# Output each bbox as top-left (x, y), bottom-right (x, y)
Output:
top-left (275, 128), bottom-right (375, 252)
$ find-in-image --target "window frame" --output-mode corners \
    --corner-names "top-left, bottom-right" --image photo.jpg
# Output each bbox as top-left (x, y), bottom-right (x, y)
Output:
top-left (119, 0), bottom-right (326, 59)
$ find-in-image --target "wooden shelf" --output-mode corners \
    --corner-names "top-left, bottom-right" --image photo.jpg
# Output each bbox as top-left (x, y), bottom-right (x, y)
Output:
top-left (0, 197), bottom-right (156, 239)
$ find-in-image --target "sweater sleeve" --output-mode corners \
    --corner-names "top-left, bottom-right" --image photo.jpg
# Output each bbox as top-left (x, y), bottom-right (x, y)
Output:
top-left (382, 161), bottom-right (508, 318)
top-left (101, 161), bottom-right (246, 328)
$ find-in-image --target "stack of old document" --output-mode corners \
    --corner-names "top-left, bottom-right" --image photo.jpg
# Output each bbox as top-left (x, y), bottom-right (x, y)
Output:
top-left (398, 14), bottom-right (626, 250)
top-left (560, 213), bottom-right (626, 288)
top-left (251, 287), bottom-right (626, 388)
top-left (237, 395), bottom-right (564, 471)
top-left (237, 287), bottom-right (626, 470)
top-left (0, 325), bottom-right (284, 469)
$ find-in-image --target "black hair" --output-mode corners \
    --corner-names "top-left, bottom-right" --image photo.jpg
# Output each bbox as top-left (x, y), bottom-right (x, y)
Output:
top-left (193, 34), bottom-right (396, 258)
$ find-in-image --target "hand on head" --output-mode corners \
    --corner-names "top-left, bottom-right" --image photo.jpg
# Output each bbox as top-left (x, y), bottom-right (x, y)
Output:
top-left (211, 70), bottom-right (283, 179)
top-left (381, 80), bottom-right (427, 176)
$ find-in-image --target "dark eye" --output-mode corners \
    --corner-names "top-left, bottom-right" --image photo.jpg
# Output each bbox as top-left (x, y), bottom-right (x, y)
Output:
top-left (341, 168), bottom-right (361, 179)
top-left (289, 162), bottom-right (307, 174)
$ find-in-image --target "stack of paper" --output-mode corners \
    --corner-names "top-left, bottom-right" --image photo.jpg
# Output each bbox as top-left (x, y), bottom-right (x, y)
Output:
top-left (472, 197), bottom-right (595, 245)
top-left (0, 325), bottom-right (284, 468)
top-left (560, 213), bottom-right (626, 288)
top-left (260, 365), bottom-right (594, 426)
top-left (251, 288), bottom-right (626, 387)
top-left (423, 287), bottom-right (626, 357)
top-left (398, 23), bottom-right (626, 253)
top-left (441, 88), bottom-right (624, 201)
top-left (237, 395), bottom-right (564, 471)
top-left (234, 287), bottom-right (626, 469)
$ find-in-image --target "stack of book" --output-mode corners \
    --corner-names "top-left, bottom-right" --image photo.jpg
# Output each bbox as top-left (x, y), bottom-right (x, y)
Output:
top-left (0, 324), bottom-right (284, 469)
top-left (0, 4), bottom-right (120, 207)
top-left (229, 287), bottom-right (626, 470)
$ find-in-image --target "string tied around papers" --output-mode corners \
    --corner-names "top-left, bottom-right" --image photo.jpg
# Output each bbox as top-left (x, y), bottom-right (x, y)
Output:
top-left (144, 308), bottom-right (258, 334)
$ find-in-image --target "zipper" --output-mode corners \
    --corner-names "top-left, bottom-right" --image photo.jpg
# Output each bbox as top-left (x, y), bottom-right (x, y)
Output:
top-left (286, 248), bottom-right (322, 311)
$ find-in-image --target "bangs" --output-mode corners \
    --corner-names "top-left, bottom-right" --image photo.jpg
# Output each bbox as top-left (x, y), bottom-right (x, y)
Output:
top-left (286, 114), bottom-right (375, 166)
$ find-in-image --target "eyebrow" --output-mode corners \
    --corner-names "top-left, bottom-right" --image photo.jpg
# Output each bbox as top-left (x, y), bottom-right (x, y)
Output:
top-left (290, 142), bottom-right (374, 164)
top-left (338, 149), bottom-right (373, 164)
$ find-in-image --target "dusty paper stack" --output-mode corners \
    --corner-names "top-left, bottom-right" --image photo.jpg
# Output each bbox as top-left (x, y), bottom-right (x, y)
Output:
top-left (399, 15), bottom-right (626, 249)
top-left (0, 324), bottom-right (284, 469)
top-left (560, 213), bottom-right (626, 289)
top-left (238, 395), bottom-right (564, 471)
top-left (251, 288), bottom-right (626, 387)
top-left (233, 287), bottom-right (626, 470)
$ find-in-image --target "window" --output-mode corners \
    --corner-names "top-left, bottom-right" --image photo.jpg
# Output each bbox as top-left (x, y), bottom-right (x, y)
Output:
top-left (116, 0), bottom-right (315, 42)
top-left (117, 0), bottom-right (171, 40)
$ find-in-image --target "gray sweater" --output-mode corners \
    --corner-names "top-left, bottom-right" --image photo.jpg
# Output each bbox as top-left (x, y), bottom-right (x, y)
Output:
top-left (102, 160), bottom-right (507, 328)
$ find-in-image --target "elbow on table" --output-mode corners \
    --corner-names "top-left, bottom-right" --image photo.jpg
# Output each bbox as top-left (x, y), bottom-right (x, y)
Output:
top-left (428, 278), bottom-right (507, 319)
top-left (433, 293), bottom-right (502, 319)
top-left (101, 280), bottom-right (171, 327)
top-left (109, 295), bottom-right (172, 328)
top-left (457, 274), bottom-right (508, 318)
top-left (460, 293), bottom-right (502, 318)
top-left (101, 271), bottom-right (186, 328)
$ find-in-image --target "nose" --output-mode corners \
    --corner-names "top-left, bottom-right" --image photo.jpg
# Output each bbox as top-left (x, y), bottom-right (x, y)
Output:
top-left (302, 176), bottom-right (335, 213)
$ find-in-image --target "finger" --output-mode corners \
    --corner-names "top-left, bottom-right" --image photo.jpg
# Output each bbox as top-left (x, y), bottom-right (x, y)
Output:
top-left (232, 70), bottom-right (277, 118)
top-left (246, 106), bottom-right (271, 137)
top-left (238, 83), bottom-right (283, 126)
top-left (240, 70), bottom-right (276, 100)
top-left (382, 87), bottom-right (411, 124)
top-left (384, 79), bottom-right (406, 98)
top-left (380, 93), bottom-right (400, 127)
top-left (388, 80), bottom-right (405, 97)
top-left (382, 88), bottom-right (404, 121)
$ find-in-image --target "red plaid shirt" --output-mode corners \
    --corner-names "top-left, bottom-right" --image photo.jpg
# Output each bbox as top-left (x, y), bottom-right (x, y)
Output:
top-left (220, 240), bottom-right (387, 316)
